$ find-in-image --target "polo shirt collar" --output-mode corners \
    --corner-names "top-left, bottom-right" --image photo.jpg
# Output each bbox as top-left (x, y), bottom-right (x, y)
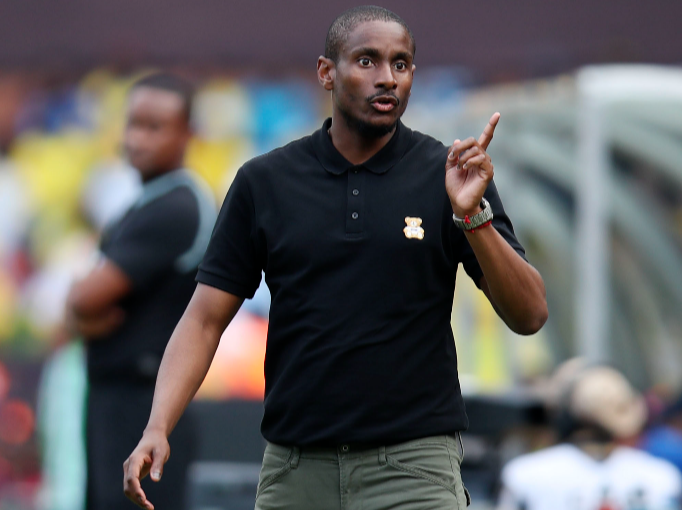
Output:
top-left (135, 168), bottom-right (187, 208)
top-left (313, 117), bottom-right (412, 175)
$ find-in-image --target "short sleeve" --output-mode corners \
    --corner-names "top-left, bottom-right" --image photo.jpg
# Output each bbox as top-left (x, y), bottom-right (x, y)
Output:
top-left (102, 187), bottom-right (199, 289)
top-left (196, 168), bottom-right (263, 299)
top-left (457, 180), bottom-right (527, 288)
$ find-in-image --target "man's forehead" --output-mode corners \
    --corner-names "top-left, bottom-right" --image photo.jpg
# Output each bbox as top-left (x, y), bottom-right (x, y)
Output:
top-left (131, 86), bottom-right (181, 102)
top-left (342, 20), bottom-right (414, 57)
top-left (129, 87), bottom-right (184, 111)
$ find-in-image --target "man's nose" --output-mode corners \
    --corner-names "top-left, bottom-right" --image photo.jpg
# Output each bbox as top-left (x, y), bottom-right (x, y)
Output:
top-left (126, 127), bottom-right (147, 146)
top-left (374, 63), bottom-right (397, 90)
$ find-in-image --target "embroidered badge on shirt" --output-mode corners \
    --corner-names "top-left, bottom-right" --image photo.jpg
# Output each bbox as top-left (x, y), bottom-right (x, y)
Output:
top-left (403, 217), bottom-right (425, 240)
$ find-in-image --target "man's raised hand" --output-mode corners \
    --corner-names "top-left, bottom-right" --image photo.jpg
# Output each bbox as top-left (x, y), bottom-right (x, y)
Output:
top-left (445, 112), bottom-right (500, 218)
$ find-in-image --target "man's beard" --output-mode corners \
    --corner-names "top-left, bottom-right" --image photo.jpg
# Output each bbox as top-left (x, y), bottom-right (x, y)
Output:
top-left (337, 100), bottom-right (400, 139)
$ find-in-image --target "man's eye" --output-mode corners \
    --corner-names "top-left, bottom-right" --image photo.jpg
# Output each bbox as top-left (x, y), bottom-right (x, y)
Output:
top-left (395, 62), bottom-right (406, 71)
top-left (359, 58), bottom-right (372, 67)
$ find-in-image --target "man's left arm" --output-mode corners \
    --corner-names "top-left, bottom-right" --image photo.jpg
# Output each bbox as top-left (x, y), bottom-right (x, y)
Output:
top-left (67, 187), bottom-right (201, 340)
top-left (469, 226), bottom-right (547, 335)
top-left (447, 113), bottom-right (548, 335)
top-left (66, 258), bottom-right (132, 340)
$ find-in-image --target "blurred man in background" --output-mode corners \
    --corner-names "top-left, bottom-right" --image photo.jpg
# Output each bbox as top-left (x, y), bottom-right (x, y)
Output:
top-left (124, 6), bottom-right (547, 510)
top-left (66, 72), bottom-right (216, 510)
top-left (498, 359), bottom-right (682, 510)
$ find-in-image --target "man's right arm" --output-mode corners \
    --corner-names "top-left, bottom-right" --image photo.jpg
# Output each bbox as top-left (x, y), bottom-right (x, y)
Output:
top-left (123, 283), bottom-right (244, 510)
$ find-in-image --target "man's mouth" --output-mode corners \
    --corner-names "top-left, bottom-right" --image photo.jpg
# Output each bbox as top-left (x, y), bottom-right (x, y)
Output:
top-left (370, 95), bottom-right (398, 112)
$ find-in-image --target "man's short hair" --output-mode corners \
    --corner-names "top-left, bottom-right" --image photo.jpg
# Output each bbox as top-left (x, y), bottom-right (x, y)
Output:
top-left (130, 72), bottom-right (194, 124)
top-left (324, 5), bottom-right (416, 63)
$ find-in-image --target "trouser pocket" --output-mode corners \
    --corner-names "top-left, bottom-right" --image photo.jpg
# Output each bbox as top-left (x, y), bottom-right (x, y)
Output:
top-left (256, 444), bottom-right (299, 497)
top-left (453, 433), bottom-right (471, 508)
top-left (383, 437), bottom-right (466, 504)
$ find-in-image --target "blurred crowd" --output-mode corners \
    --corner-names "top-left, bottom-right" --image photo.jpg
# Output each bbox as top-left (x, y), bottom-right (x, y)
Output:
top-left (0, 68), bottom-right (325, 351)
top-left (0, 68), bottom-right (325, 505)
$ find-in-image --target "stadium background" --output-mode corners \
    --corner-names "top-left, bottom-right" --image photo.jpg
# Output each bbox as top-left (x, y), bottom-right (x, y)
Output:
top-left (0, 1), bottom-right (681, 508)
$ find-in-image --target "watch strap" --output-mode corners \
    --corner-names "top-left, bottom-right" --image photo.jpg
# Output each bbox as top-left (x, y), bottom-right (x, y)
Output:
top-left (452, 197), bottom-right (493, 230)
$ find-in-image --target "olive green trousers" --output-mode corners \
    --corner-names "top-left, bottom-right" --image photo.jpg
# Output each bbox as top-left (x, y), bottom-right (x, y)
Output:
top-left (255, 434), bottom-right (470, 510)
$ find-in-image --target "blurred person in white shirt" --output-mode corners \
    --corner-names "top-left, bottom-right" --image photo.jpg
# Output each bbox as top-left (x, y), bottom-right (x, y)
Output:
top-left (498, 359), bottom-right (682, 510)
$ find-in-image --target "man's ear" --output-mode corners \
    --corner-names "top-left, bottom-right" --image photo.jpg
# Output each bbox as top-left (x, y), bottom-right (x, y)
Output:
top-left (317, 56), bottom-right (335, 91)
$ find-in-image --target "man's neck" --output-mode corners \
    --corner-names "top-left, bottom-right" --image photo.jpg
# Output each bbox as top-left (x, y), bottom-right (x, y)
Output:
top-left (140, 165), bottom-right (182, 184)
top-left (575, 440), bottom-right (617, 461)
top-left (328, 112), bottom-right (396, 166)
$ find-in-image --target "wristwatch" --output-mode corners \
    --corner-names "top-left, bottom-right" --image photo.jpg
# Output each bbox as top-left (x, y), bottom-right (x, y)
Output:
top-left (452, 197), bottom-right (493, 230)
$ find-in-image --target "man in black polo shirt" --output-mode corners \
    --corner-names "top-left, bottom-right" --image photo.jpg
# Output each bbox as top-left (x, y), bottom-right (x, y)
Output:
top-left (67, 73), bottom-right (216, 510)
top-left (124, 7), bottom-right (548, 510)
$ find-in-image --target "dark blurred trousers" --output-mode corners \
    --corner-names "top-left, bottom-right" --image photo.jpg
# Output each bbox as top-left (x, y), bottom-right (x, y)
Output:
top-left (86, 381), bottom-right (194, 510)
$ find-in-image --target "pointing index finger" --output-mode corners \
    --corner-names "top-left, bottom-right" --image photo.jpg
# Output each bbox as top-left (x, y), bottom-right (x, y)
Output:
top-left (478, 112), bottom-right (500, 151)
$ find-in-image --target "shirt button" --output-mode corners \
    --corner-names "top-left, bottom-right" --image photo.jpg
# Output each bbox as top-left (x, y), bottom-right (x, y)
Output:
top-left (353, 169), bottom-right (358, 174)
top-left (351, 212), bottom-right (359, 220)
top-left (341, 445), bottom-right (350, 452)
top-left (352, 189), bottom-right (359, 196)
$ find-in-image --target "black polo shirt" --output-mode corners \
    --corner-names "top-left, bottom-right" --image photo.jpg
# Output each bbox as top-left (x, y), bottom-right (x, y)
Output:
top-left (88, 169), bottom-right (217, 384)
top-left (197, 118), bottom-right (526, 446)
